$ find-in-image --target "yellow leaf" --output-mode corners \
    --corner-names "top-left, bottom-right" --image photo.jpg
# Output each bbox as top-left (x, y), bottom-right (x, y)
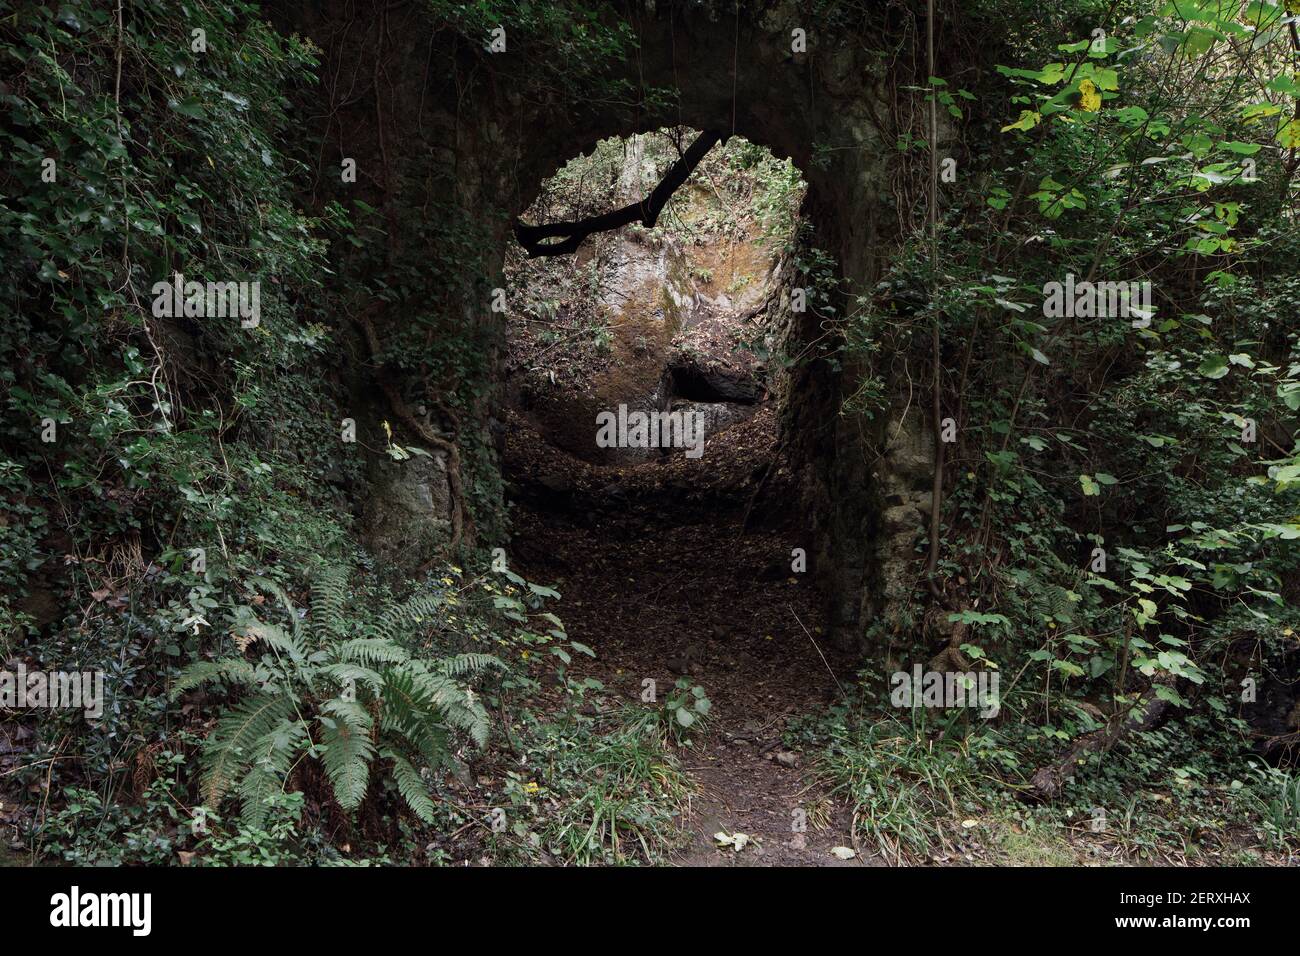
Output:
top-left (1001, 109), bottom-right (1041, 133)
top-left (1277, 118), bottom-right (1300, 150)
top-left (1076, 79), bottom-right (1101, 113)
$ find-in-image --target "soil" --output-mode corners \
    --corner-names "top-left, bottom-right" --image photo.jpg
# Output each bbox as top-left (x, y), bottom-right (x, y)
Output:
top-left (504, 404), bottom-right (876, 866)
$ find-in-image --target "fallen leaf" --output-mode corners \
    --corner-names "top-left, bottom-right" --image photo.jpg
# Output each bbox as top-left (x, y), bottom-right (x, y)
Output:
top-left (714, 831), bottom-right (752, 852)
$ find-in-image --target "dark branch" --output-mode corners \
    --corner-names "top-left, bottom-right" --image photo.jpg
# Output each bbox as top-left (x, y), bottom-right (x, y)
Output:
top-left (514, 129), bottom-right (725, 258)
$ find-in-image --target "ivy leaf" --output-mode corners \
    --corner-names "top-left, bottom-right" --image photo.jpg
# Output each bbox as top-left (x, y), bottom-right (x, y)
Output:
top-left (168, 97), bottom-right (205, 119)
top-left (1197, 355), bottom-right (1230, 379)
top-left (1220, 141), bottom-right (1260, 155)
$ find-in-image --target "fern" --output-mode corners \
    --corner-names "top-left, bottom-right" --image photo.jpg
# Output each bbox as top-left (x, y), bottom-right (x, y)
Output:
top-left (187, 562), bottom-right (505, 827)
top-left (310, 563), bottom-right (350, 644)
top-left (318, 699), bottom-right (375, 811)
top-left (170, 659), bottom-right (258, 698)
top-left (201, 693), bottom-right (298, 809)
top-left (438, 653), bottom-right (506, 679)
top-left (318, 662), bottom-right (385, 693)
top-left (337, 637), bottom-right (409, 666)
top-left (369, 592), bottom-right (446, 645)
top-left (383, 749), bottom-right (438, 824)
top-left (244, 621), bottom-right (309, 664)
top-left (235, 718), bottom-right (309, 828)
top-left (410, 667), bottom-right (492, 747)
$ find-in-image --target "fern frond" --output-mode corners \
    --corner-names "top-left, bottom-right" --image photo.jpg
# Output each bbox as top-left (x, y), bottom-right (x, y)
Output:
top-left (319, 662), bottom-right (385, 693)
top-left (368, 592), bottom-right (447, 645)
top-left (200, 693), bottom-right (297, 808)
top-left (318, 698), bottom-right (375, 810)
top-left (408, 666), bottom-right (491, 748)
top-left (1047, 584), bottom-right (1076, 623)
top-left (245, 621), bottom-right (308, 664)
top-left (170, 659), bottom-right (258, 699)
top-left (310, 563), bottom-right (351, 644)
top-left (336, 637), bottom-right (409, 666)
top-left (236, 718), bottom-right (310, 828)
top-left (437, 653), bottom-right (506, 679)
top-left (252, 577), bottom-right (306, 645)
top-left (381, 748), bottom-right (438, 824)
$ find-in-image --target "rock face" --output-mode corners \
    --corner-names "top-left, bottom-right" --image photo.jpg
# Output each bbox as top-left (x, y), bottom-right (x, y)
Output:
top-left (298, 0), bottom-right (944, 651)
top-left (510, 227), bottom-right (699, 465)
top-left (362, 453), bottom-right (452, 575)
top-left (512, 138), bottom-right (777, 466)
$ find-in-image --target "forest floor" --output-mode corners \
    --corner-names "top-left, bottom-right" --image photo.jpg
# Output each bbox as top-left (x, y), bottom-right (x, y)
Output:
top-left (504, 404), bottom-right (876, 866)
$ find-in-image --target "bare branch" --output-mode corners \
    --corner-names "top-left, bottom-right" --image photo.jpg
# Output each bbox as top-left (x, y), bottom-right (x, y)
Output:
top-left (514, 129), bottom-right (725, 257)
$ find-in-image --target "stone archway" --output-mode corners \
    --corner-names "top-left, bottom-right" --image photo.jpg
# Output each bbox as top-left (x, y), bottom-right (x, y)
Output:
top-left (290, 0), bottom-right (941, 651)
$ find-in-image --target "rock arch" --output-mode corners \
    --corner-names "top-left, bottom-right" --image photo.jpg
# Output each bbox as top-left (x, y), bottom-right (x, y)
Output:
top-left (289, 0), bottom-right (943, 650)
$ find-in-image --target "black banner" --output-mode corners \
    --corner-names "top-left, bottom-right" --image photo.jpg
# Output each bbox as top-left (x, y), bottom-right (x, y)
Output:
top-left (0, 864), bottom-right (1280, 943)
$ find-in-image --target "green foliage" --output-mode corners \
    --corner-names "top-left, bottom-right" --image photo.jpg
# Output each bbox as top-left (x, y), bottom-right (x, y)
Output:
top-left (39, 754), bottom-right (387, 866)
top-left (821, 0), bottom-right (1300, 860)
top-left (426, 1), bottom-right (644, 110)
top-left (662, 677), bottom-right (713, 742)
top-left (9, 0), bottom-right (1300, 870)
top-left (494, 703), bottom-right (690, 866)
top-left (174, 565), bottom-right (504, 827)
top-left (811, 707), bottom-right (981, 864)
top-left (1248, 765), bottom-right (1300, 850)
top-left (1, 0), bottom-right (362, 796)
top-left (847, 0), bottom-right (1300, 718)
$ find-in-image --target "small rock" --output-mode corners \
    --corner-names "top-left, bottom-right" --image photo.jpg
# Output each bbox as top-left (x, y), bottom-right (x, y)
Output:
top-left (776, 751), bottom-right (799, 768)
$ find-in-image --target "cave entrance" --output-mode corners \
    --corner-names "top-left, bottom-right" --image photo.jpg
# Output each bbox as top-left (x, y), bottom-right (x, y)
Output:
top-left (503, 127), bottom-right (803, 466)
top-left (500, 127), bottom-right (852, 738)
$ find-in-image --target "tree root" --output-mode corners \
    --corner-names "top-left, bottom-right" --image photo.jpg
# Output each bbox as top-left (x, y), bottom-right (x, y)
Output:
top-left (353, 305), bottom-right (467, 551)
top-left (1026, 678), bottom-right (1174, 801)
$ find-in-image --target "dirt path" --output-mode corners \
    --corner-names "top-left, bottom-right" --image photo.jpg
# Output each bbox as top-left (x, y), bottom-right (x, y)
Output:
top-left (506, 406), bottom-right (872, 866)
